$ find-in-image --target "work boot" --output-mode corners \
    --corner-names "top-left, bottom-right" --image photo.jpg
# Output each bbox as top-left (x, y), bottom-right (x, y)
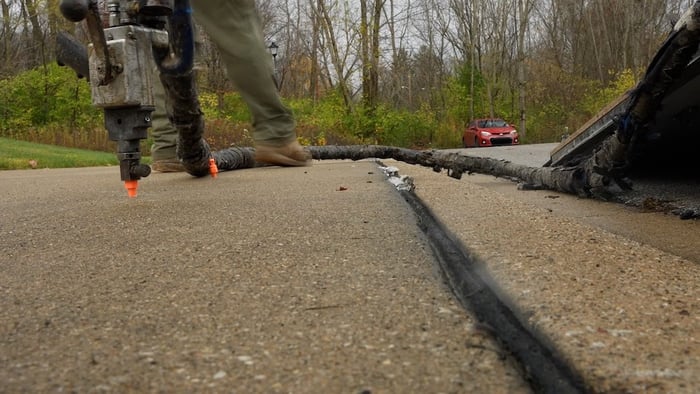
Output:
top-left (255, 140), bottom-right (312, 167)
top-left (151, 158), bottom-right (185, 173)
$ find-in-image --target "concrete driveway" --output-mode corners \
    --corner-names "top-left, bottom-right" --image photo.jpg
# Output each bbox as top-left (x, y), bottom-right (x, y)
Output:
top-left (1, 147), bottom-right (698, 392)
top-left (0, 162), bottom-right (527, 393)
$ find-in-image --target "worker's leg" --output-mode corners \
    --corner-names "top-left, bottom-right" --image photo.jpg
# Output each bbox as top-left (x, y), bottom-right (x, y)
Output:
top-left (149, 70), bottom-right (183, 172)
top-left (190, 0), bottom-right (296, 147)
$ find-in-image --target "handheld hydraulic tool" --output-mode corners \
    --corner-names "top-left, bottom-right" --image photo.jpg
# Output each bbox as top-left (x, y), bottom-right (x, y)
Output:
top-left (58, 0), bottom-right (196, 197)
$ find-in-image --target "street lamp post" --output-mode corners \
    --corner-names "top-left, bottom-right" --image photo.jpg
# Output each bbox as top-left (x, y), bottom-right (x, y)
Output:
top-left (267, 41), bottom-right (279, 90)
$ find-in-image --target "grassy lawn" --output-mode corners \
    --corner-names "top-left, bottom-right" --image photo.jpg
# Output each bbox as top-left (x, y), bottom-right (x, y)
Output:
top-left (0, 137), bottom-right (151, 170)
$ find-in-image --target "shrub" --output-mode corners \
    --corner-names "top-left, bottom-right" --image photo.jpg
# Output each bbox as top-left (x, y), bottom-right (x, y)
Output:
top-left (0, 63), bottom-right (100, 135)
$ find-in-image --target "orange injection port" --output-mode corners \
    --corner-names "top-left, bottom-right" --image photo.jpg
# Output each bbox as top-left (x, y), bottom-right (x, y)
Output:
top-left (209, 158), bottom-right (218, 178)
top-left (124, 180), bottom-right (139, 198)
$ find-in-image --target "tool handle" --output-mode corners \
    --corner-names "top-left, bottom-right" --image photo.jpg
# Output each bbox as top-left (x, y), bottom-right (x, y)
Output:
top-left (154, 0), bottom-right (195, 76)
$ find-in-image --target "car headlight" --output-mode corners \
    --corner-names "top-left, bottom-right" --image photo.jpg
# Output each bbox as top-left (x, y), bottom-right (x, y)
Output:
top-left (480, 131), bottom-right (492, 137)
top-left (510, 130), bottom-right (518, 135)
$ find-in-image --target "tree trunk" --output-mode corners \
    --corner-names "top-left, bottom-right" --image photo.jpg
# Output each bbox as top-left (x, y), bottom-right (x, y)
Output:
top-left (470, 0), bottom-right (478, 120)
top-left (360, 0), bottom-right (370, 108)
top-left (22, 0), bottom-right (46, 65)
top-left (516, 0), bottom-right (532, 140)
top-left (309, 0), bottom-right (321, 104)
top-left (370, 0), bottom-right (382, 109)
top-left (317, 0), bottom-right (354, 113)
top-left (1, 0), bottom-right (11, 76)
top-left (359, 0), bottom-right (382, 113)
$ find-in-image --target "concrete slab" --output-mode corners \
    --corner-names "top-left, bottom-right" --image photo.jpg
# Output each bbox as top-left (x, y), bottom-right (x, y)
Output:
top-left (388, 159), bottom-right (699, 393)
top-left (0, 162), bottom-right (528, 392)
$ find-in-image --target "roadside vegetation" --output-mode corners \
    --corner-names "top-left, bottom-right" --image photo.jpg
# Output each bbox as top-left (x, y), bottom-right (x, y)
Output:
top-left (0, 1), bottom-right (679, 159)
top-left (0, 137), bottom-right (122, 170)
top-left (0, 63), bottom-right (635, 156)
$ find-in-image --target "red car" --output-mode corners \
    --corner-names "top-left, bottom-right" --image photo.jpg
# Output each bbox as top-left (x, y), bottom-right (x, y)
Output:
top-left (463, 118), bottom-right (519, 147)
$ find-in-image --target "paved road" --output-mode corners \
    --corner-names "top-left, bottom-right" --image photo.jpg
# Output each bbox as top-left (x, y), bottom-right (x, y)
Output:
top-left (451, 144), bottom-right (700, 262)
top-left (447, 143), bottom-right (559, 167)
top-left (1, 146), bottom-right (698, 392)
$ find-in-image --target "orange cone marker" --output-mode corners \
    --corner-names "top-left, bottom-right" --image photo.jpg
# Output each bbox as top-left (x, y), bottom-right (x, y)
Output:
top-left (209, 158), bottom-right (218, 178)
top-left (124, 180), bottom-right (138, 198)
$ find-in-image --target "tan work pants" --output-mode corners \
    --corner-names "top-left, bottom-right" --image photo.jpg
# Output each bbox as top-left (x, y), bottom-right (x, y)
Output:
top-left (151, 0), bottom-right (295, 161)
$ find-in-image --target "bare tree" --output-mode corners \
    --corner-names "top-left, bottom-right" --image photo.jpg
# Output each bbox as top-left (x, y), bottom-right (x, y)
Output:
top-left (480, 0), bottom-right (516, 116)
top-left (381, 0), bottom-right (412, 106)
top-left (1, 0), bottom-right (14, 76)
top-left (359, 0), bottom-right (384, 113)
top-left (309, 0), bottom-right (322, 103)
top-left (316, 0), bottom-right (358, 113)
top-left (516, 0), bottom-right (536, 139)
top-left (22, 0), bottom-right (47, 66)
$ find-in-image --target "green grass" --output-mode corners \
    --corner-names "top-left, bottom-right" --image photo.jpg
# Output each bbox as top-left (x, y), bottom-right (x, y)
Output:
top-left (0, 137), bottom-right (151, 170)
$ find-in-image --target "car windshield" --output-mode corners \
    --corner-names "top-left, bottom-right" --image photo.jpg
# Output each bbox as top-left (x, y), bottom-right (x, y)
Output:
top-left (478, 119), bottom-right (508, 128)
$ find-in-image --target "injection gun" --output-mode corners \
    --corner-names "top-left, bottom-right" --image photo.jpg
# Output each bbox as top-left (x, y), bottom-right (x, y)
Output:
top-left (57, 0), bottom-right (197, 197)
